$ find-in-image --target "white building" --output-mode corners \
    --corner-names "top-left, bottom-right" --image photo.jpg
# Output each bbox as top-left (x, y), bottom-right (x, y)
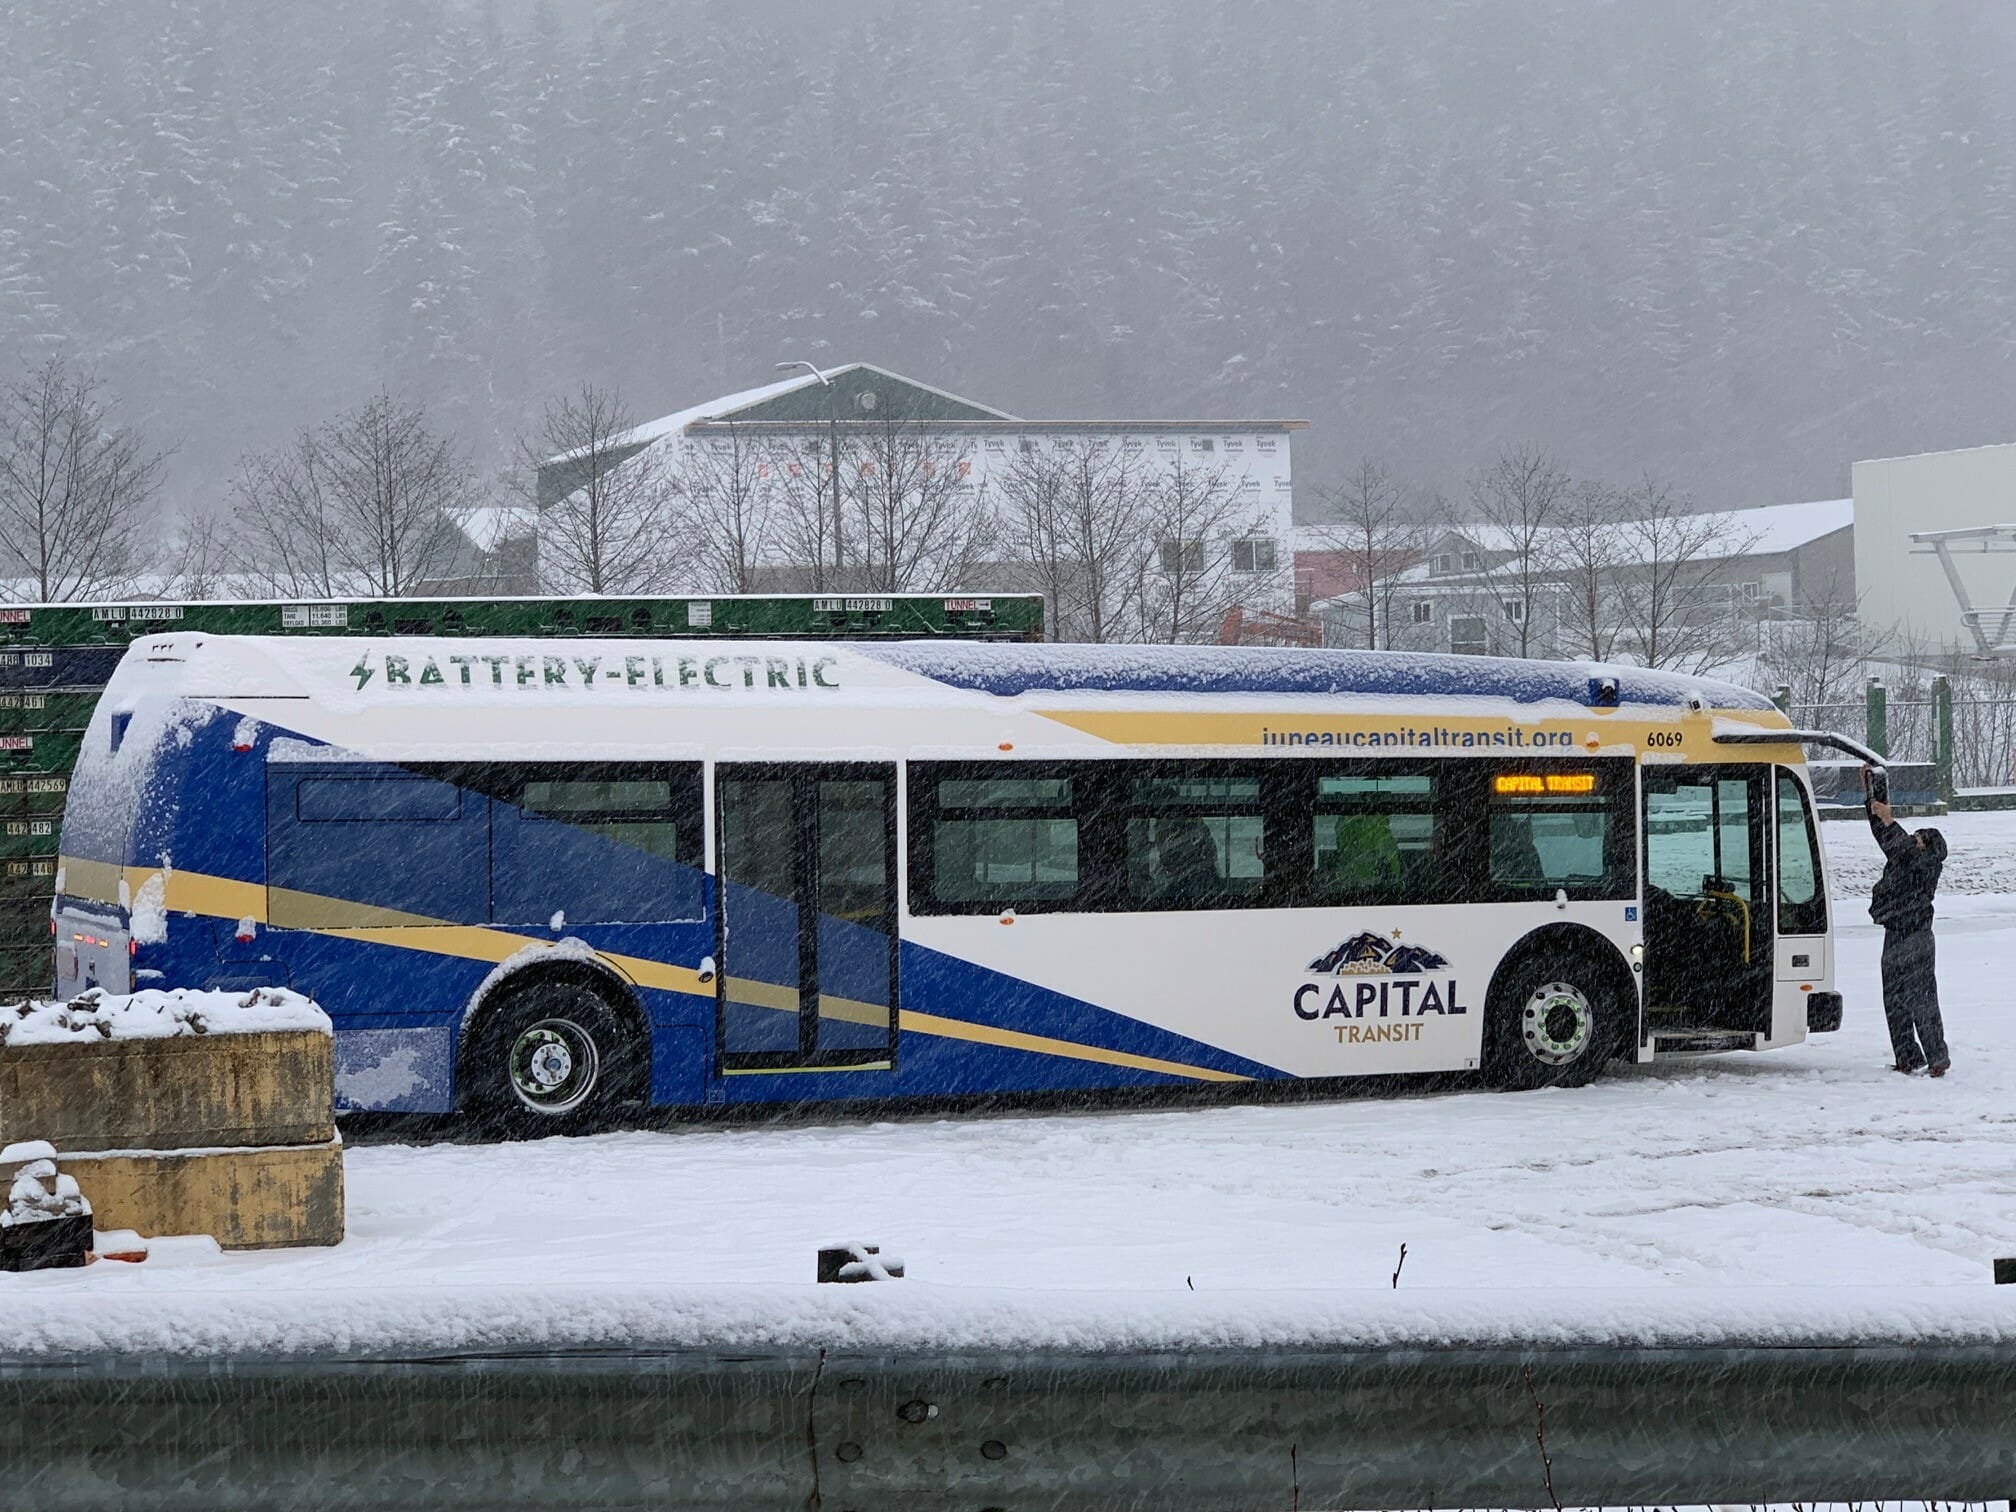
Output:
top-left (536, 363), bottom-right (1304, 628)
top-left (1312, 497), bottom-right (1855, 659)
top-left (1852, 441), bottom-right (2016, 650)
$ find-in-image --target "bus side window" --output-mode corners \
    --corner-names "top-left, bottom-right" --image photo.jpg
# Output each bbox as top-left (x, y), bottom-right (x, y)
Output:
top-left (1309, 770), bottom-right (1438, 901)
top-left (492, 766), bottom-right (704, 926)
top-left (268, 766), bottom-right (488, 926)
top-left (920, 769), bottom-right (1081, 909)
top-left (1776, 773), bottom-right (1826, 935)
top-left (1121, 770), bottom-right (1265, 907)
top-left (1485, 764), bottom-right (1632, 900)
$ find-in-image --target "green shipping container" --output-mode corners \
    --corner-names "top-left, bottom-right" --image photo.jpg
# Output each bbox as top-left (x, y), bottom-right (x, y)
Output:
top-left (0, 690), bottom-right (102, 733)
top-left (0, 774), bottom-right (70, 817)
top-left (0, 593), bottom-right (1042, 648)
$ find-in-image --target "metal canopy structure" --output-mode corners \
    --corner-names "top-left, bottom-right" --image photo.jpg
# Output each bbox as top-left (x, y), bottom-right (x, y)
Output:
top-left (1911, 525), bottom-right (2016, 656)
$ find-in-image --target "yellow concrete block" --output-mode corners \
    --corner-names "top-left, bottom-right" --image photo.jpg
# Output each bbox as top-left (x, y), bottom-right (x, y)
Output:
top-left (10, 1142), bottom-right (348, 1251)
top-left (0, 1029), bottom-right (334, 1152)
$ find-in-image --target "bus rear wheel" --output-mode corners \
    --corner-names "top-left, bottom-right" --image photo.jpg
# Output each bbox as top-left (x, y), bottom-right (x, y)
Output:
top-left (463, 979), bottom-right (642, 1137)
top-left (1485, 955), bottom-right (1620, 1091)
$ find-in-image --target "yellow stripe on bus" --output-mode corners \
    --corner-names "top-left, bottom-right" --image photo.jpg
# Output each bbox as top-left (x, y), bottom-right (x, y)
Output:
top-left (56, 859), bottom-right (1241, 1083)
top-left (896, 1008), bottom-right (1251, 1083)
top-left (1032, 707), bottom-right (1802, 759)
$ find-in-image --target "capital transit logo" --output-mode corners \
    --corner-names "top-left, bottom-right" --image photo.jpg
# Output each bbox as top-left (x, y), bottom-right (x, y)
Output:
top-left (1293, 930), bottom-right (1470, 1044)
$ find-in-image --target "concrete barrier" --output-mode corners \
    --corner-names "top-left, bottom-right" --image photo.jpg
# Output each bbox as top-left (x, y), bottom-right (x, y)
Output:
top-left (0, 1028), bottom-right (334, 1151)
top-left (0, 1141), bottom-right (345, 1250)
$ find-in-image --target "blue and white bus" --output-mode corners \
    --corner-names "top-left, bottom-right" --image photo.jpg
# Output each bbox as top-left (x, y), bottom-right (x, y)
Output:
top-left (53, 634), bottom-right (1850, 1131)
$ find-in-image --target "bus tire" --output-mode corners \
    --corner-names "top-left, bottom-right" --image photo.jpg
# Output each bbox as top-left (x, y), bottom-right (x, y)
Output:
top-left (461, 977), bottom-right (644, 1137)
top-left (1484, 952), bottom-right (1622, 1091)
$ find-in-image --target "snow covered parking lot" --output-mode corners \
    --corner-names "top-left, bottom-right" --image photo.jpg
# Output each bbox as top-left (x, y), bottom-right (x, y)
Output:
top-left (4, 812), bottom-right (2015, 1359)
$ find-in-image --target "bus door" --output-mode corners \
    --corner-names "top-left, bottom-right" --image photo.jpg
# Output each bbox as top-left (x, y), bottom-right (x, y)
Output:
top-left (1641, 764), bottom-right (1773, 1034)
top-left (714, 764), bottom-right (899, 1071)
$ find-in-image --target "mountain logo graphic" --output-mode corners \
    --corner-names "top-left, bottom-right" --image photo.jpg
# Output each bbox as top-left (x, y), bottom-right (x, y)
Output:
top-left (1307, 931), bottom-right (1451, 975)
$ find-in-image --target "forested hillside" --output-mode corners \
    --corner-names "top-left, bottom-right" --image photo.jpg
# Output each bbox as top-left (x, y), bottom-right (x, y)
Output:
top-left (3, 0), bottom-right (2011, 515)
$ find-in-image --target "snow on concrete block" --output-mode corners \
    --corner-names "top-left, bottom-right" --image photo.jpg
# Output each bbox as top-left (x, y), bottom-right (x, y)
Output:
top-left (0, 987), bottom-right (331, 1048)
top-left (818, 1242), bottom-right (905, 1283)
top-left (0, 990), bottom-right (335, 1153)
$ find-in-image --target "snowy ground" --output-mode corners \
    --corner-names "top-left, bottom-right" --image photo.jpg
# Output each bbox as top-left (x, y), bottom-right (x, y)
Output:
top-left (3, 813), bottom-right (2015, 1360)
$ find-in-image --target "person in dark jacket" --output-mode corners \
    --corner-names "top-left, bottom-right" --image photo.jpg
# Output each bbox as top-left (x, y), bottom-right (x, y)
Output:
top-left (1864, 768), bottom-right (1950, 1076)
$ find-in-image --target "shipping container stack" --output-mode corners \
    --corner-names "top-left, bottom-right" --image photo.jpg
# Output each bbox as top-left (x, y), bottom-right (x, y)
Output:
top-left (0, 592), bottom-right (1042, 1001)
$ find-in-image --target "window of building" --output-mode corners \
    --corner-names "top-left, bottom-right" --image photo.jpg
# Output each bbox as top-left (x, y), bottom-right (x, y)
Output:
top-left (1449, 615), bottom-right (1489, 655)
top-left (1503, 599), bottom-right (1525, 623)
top-left (1231, 538), bottom-right (1277, 574)
top-left (1462, 551), bottom-right (1481, 571)
top-left (1160, 539), bottom-right (1205, 575)
top-left (1431, 554), bottom-right (1453, 576)
top-left (1410, 601), bottom-right (1434, 625)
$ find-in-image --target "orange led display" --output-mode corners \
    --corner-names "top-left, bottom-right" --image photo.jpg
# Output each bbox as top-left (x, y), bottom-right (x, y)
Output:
top-left (1493, 772), bottom-right (1597, 796)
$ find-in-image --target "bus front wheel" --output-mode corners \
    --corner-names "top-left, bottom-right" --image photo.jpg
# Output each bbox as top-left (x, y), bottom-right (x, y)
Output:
top-left (1484, 955), bottom-right (1620, 1091)
top-left (463, 978), bottom-right (643, 1136)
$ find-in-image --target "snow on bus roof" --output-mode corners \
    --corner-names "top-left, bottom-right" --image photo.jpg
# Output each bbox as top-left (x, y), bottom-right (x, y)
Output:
top-left (857, 642), bottom-right (1777, 710)
top-left (121, 635), bottom-right (1774, 711)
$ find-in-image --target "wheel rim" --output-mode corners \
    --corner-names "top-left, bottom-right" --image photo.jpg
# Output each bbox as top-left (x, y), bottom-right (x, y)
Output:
top-left (507, 1018), bottom-right (600, 1114)
top-left (1520, 981), bottom-right (1594, 1066)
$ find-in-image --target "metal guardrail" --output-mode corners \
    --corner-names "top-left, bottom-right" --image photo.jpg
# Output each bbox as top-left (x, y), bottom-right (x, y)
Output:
top-left (2, 1340), bottom-right (2011, 1509)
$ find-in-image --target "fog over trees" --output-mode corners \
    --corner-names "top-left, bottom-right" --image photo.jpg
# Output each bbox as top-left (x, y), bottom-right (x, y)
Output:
top-left (2, 0), bottom-right (2011, 519)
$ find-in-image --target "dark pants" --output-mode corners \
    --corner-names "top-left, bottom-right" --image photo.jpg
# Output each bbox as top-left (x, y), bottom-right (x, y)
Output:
top-left (1880, 927), bottom-right (1949, 1070)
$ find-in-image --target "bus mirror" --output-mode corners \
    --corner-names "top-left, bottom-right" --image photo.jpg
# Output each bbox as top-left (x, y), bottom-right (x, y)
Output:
top-left (696, 956), bottom-right (717, 986)
top-left (1586, 676), bottom-right (1620, 708)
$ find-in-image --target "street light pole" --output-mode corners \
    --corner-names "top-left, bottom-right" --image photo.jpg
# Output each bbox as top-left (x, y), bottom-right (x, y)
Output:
top-left (776, 361), bottom-right (841, 589)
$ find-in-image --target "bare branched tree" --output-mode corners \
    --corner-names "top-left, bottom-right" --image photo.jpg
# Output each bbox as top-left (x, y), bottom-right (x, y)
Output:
top-left (0, 357), bottom-right (167, 602)
top-left (1754, 572), bottom-right (1888, 710)
top-left (1608, 475), bottom-right (1762, 673)
top-left (1309, 458), bottom-right (1423, 649)
top-left (994, 437), bottom-right (1148, 642)
top-left (677, 421), bottom-right (777, 594)
top-left (161, 510), bottom-right (230, 602)
top-left (840, 421), bottom-right (992, 593)
top-left (1134, 449), bottom-right (1270, 644)
top-left (1470, 445), bottom-right (1571, 657)
top-left (769, 435), bottom-right (838, 592)
top-left (229, 393), bottom-right (473, 597)
top-left (1551, 482), bottom-right (1629, 662)
top-left (515, 384), bottom-right (675, 594)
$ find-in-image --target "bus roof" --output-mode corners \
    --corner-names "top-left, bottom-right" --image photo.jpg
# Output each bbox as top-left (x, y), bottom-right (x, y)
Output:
top-left (118, 634), bottom-right (1775, 712)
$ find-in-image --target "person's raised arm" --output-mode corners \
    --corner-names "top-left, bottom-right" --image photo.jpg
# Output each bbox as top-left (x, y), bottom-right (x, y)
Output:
top-left (1863, 767), bottom-right (1910, 856)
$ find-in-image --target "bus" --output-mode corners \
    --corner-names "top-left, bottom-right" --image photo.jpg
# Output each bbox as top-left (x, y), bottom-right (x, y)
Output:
top-left (52, 633), bottom-right (1853, 1131)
